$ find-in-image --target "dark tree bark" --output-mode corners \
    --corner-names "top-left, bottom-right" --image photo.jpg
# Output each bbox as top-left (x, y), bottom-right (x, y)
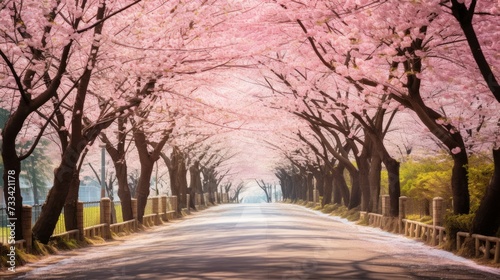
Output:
top-left (385, 158), bottom-right (401, 217)
top-left (64, 172), bottom-right (81, 231)
top-left (134, 127), bottom-right (170, 223)
top-left (189, 160), bottom-right (204, 207)
top-left (314, 168), bottom-right (325, 197)
top-left (357, 151), bottom-right (371, 212)
top-left (166, 147), bottom-right (188, 212)
top-left (322, 171), bottom-right (333, 206)
top-left (332, 164), bottom-right (350, 206)
top-left (101, 117), bottom-right (133, 221)
top-left (368, 153), bottom-right (382, 213)
top-left (307, 172), bottom-right (314, 201)
top-left (472, 148), bottom-right (500, 235)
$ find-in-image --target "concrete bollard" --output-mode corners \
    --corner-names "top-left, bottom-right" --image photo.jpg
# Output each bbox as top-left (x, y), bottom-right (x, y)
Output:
top-left (152, 196), bottom-right (160, 225)
top-left (381, 195), bottom-right (390, 217)
top-left (22, 205), bottom-right (32, 252)
top-left (433, 197), bottom-right (444, 227)
top-left (399, 196), bottom-right (408, 234)
top-left (161, 196), bottom-right (168, 221)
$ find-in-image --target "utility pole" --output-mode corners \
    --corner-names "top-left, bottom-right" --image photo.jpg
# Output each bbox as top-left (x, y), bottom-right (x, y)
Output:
top-left (100, 144), bottom-right (106, 198)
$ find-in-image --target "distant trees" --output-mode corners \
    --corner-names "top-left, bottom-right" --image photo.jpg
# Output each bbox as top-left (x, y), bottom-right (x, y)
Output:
top-left (20, 140), bottom-right (52, 205)
top-left (256, 180), bottom-right (272, 203)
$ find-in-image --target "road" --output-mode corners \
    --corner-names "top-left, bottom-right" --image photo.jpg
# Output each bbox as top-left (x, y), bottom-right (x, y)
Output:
top-left (7, 203), bottom-right (500, 279)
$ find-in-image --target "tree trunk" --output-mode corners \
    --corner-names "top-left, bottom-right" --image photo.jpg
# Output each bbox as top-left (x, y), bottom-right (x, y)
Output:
top-left (348, 169), bottom-right (361, 209)
top-left (315, 171), bottom-right (324, 197)
top-left (307, 173), bottom-right (314, 201)
top-left (189, 161), bottom-right (203, 208)
top-left (451, 150), bottom-right (470, 214)
top-left (168, 147), bottom-right (188, 212)
top-left (384, 158), bottom-right (400, 217)
top-left (472, 148), bottom-right (500, 236)
top-left (332, 165), bottom-right (350, 206)
top-left (33, 139), bottom-right (87, 244)
top-left (116, 161), bottom-right (133, 221)
top-left (135, 161), bottom-right (154, 223)
top-left (321, 172), bottom-right (333, 206)
top-left (368, 154), bottom-right (382, 213)
top-left (133, 125), bottom-right (170, 223)
top-left (357, 154), bottom-right (370, 211)
top-left (64, 172), bottom-right (81, 231)
top-left (2, 149), bottom-right (23, 240)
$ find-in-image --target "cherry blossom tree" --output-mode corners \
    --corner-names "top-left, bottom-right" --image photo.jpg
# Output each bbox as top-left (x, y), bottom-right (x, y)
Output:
top-left (1, 0), bottom-right (143, 242)
top-left (443, 0), bottom-right (500, 235)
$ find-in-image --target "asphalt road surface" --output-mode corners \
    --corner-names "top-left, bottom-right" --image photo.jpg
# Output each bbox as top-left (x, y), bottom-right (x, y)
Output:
top-left (6, 203), bottom-right (500, 279)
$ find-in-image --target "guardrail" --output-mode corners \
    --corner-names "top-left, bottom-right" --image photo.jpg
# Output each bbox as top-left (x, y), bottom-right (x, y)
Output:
top-left (1, 196), bottom-right (179, 252)
top-left (456, 232), bottom-right (500, 263)
top-left (1, 191), bottom-right (226, 254)
top-left (360, 195), bottom-right (498, 264)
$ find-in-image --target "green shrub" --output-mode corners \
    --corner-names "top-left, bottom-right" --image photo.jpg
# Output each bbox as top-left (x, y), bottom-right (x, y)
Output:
top-left (444, 213), bottom-right (474, 251)
top-left (321, 204), bottom-right (336, 213)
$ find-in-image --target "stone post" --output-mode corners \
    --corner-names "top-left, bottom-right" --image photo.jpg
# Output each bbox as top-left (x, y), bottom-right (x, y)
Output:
top-left (152, 196), bottom-right (160, 225)
top-left (399, 196), bottom-right (408, 234)
top-left (432, 197), bottom-right (444, 246)
top-left (381, 195), bottom-right (390, 217)
top-left (77, 202), bottom-right (84, 241)
top-left (432, 197), bottom-right (444, 227)
top-left (171, 196), bottom-right (178, 215)
top-left (186, 194), bottom-right (191, 214)
top-left (100, 197), bottom-right (112, 239)
top-left (161, 196), bottom-right (168, 222)
top-left (22, 206), bottom-right (32, 252)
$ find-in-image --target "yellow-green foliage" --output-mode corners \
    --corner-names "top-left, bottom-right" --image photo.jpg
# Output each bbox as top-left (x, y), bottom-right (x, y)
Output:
top-left (329, 205), bottom-right (348, 216)
top-left (0, 244), bottom-right (43, 268)
top-left (342, 207), bottom-right (361, 221)
top-left (398, 154), bottom-right (493, 213)
top-left (406, 214), bottom-right (433, 225)
top-left (313, 204), bottom-right (323, 211)
top-left (49, 237), bottom-right (81, 251)
top-left (321, 204), bottom-right (336, 214)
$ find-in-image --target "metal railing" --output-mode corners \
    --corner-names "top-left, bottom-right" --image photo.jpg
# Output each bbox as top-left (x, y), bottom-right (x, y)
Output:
top-left (0, 207), bottom-right (8, 245)
top-left (82, 201), bottom-right (101, 228)
top-left (113, 200), bottom-right (123, 223)
top-left (144, 198), bottom-right (153, 215)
